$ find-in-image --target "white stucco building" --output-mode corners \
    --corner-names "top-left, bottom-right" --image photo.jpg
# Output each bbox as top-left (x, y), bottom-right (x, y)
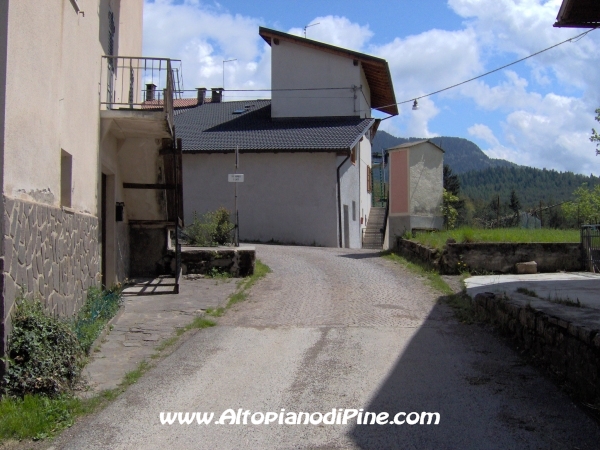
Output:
top-left (0, 0), bottom-right (182, 370)
top-left (176, 27), bottom-right (398, 248)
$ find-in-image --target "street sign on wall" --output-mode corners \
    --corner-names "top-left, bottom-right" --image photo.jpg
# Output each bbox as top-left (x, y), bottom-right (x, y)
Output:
top-left (228, 174), bottom-right (244, 182)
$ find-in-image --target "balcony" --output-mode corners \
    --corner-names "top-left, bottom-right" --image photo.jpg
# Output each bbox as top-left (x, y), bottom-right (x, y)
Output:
top-left (100, 56), bottom-right (183, 139)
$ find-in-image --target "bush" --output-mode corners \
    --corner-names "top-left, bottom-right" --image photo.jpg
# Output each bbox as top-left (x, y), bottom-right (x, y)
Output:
top-left (72, 285), bottom-right (123, 354)
top-left (183, 207), bottom-right (234, 246)
top-left (3, 297), bottom-right (83, 398)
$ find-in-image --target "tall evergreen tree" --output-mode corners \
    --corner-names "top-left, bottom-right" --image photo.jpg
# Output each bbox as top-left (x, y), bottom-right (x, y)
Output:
top-left (508, 189), bottom-right (521, 226)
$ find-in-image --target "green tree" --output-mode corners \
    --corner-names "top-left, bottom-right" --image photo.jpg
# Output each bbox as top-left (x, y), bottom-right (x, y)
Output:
top-left (508, 189), bottom-right (521, 226)
top-left (590, 108), bottom-right (600, 156)
top-left (562, 183), bottom-right (600, 225)
top-left (442, 188), bottom-right (459, 229)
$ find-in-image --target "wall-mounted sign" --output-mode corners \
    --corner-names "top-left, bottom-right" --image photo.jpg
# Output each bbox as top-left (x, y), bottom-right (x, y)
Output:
top-left (228, 174), bottom-right (244, 182)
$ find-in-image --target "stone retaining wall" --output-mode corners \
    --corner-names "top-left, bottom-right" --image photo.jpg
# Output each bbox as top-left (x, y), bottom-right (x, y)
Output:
top-left (473, 292), bottom-right (600, 404)
top-left (396, 238), bottom-right (582, 274)
top-left (442, 242), bottom-right (581, 274)
top-left (170, 247), bottom-right (255, 278)
top-left (1, 197), bottom-right (100, 363)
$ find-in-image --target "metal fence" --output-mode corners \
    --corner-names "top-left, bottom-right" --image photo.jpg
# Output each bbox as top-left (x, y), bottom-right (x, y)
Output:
top-left (100, 56), bottom-right (183, 129)
top-left (581, 224), bottom-right (600, 272)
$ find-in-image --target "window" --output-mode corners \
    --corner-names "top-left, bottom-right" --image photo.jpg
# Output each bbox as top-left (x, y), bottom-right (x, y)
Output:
top-left (352, 201), bottom-right (356, 221)
top-left (367, 165), bottom-right (372, 193)
top-left (61, 150), bottom-right (72, 208)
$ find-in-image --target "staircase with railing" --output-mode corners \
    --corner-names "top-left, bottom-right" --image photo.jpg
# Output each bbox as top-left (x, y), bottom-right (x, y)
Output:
top-left (362, 205), bottom-right (387, 249)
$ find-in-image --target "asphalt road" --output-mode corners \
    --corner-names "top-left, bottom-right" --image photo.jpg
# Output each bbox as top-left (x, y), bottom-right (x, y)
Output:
top-left (52, 245), bottom-right (600, 449)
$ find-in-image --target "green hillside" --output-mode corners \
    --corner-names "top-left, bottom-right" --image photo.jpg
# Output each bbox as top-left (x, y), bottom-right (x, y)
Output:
top-left (371, 130), bottom-right (515, 174)
top-left (371, 130), bottom-right (600, 215)
top-left (459, 166), bottom-right (600, 208)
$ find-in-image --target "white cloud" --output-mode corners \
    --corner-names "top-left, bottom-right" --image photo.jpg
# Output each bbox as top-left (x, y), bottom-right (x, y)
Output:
top-left (374, 28), bottom-right (482, 100)
top-left (468, 124), bottom-right (500, 146)
top-left (287, 16), bottom-right (373, 51)
top-left (143, 0), bottom-right (269, 95)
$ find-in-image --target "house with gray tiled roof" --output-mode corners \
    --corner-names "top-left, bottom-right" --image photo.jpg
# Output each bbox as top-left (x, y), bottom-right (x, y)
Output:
top-left (175, 27), bottom-right (397, 248)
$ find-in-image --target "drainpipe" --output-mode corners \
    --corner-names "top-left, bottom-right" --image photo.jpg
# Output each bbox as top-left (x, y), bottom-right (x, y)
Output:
top-left (337, 152), bottom-right (351, 248)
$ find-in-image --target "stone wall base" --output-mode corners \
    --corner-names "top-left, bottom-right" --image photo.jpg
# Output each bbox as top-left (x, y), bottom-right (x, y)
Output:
top-left (473, 292), bottom-right (600, 404)
top-left (1, 197), bottom-right (100, 372)
top-left (169, 247), bottom-right (255, 278)
top-left (396, 238), bottom-right (582, 274)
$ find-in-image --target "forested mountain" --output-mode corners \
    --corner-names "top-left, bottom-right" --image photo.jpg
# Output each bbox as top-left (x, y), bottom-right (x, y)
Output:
top-left (371, 130), bottom-right (515, 174)
top-left (372, 130), bottom-right (600, 210)
top-left (459, 166), bottom-right (600, 208)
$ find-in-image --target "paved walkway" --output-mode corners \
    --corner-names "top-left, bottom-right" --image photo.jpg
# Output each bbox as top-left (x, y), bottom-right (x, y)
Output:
top-left (53, 245), bottom-right (600, 449)
top-left (81, 276), bottom-right (237, 393)
top-left (465, 272), bottom-right (600, 309)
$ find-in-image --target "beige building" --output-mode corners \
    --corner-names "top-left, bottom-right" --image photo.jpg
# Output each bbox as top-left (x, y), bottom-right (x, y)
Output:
top-left (0, 0), bottom-right (182, 370)
top-left (384, 140), bottom-right (444, 249)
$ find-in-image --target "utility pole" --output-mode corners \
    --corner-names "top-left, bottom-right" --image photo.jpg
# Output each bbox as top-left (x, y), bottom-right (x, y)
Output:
top-left (235, 146), bottom-right (239, 247)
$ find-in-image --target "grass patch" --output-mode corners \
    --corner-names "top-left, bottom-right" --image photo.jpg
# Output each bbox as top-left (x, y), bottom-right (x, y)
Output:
top-left (547, 294), bottom-right (582, 307)
top-left (207, 259), bottom-right (271, 316)
top-left (410, 227), bottom-right (579, 251)
top-left (381, 251), bottom-right (484, 323)
top-left (73, 286), bottom-right (123, 354)
top-left (0, 394), bottom-right (80, 441)
top-left (205, 267), bottom-right (233, 280)
top-left (516, 287), bottom-right (539, 298)
top-left (382, 251), bottom-right (452, 296)
top-left (0, 356), bottom-right (157, 442)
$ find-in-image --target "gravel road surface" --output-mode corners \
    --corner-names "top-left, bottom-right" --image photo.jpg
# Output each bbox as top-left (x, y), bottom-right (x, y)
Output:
top-left (52, 245), bottom-right (600, 449)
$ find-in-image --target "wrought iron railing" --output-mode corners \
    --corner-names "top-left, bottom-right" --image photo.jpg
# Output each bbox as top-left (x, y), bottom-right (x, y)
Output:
top-left (581, 224), bottom-right (600, 272)
top-left (100, 56), bottom-right (183, 133)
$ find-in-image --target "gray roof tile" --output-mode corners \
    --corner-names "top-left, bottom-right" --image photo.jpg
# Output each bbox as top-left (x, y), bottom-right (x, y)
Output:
top-left (174, 100), bottom-right (375, 152)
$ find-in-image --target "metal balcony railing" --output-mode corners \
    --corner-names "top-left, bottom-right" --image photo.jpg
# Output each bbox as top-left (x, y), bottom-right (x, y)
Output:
top-left (100, 56), bottom-right (183, 133)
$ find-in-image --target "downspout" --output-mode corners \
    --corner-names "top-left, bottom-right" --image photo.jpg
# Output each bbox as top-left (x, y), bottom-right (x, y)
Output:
top-left (337, 152), bottom-right (351, 248)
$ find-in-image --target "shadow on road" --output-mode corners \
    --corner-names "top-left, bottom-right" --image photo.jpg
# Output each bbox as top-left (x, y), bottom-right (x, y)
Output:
top-left (347, 300), bottom-right (600, 449)
top-left (337, 252), bottom-right (382, 260)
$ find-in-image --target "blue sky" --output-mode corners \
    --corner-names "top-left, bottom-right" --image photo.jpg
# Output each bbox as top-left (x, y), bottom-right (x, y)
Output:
top-left (144, 0), bottom-right (600, 176)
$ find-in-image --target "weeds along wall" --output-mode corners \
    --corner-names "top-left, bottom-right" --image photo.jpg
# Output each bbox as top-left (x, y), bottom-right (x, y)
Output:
top-left (1, 197), bottom-right (100, 374)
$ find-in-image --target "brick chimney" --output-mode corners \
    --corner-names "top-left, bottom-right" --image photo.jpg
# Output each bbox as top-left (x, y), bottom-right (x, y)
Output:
top-left (146, 83), bottom-right (157, 101)
top-left (211, 88), bottom-right (223, 103)
top-left (196, 88), bottom-right (207, 105)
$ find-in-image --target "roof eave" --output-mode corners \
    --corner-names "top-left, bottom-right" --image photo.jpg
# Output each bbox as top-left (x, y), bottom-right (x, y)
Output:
top-left (259, 26), bottom-right (398, 117)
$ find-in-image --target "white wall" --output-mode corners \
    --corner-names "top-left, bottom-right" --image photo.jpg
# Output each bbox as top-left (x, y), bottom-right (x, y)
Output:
top-left (358, 137), bottom-right (372, 233)
top-left (183, 152), bottom-right (339, 247)
top-left (271, 39), bottom-right (370, 119)
top-left (1, 0), bottom-right (143, 215)
top-left (337, 150), bottom-right (362, 249)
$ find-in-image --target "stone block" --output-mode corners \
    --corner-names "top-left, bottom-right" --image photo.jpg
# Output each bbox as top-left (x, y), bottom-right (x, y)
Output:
top-left (592, 334), bottom-right (600, 349)
top-left (17, 243), bottom-right (25, 265)
top-left (9, 249), bottom-right (18, 280)
top-left (25, 239), bottom-right (33, 266)
top-left (3, 273), bottom-right (16, 312)
top-left (516, 261), bottom-right (537, 274)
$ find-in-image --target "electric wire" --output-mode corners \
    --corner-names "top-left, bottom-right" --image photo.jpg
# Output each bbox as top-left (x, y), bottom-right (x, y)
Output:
top-left (377, 27), bottom-right (597, 113)
top-left (179, 27), bottom-right (596, 115)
